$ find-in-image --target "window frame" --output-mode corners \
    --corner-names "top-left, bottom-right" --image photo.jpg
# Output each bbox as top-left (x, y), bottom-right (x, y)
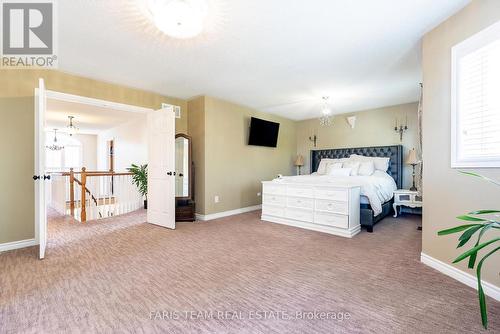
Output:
top-left (451, 20), bottom-right (500, 168)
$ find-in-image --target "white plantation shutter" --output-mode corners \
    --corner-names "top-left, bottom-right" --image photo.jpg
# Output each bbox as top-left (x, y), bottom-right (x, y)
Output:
top-left (452, 21), bottom-right (500, 167)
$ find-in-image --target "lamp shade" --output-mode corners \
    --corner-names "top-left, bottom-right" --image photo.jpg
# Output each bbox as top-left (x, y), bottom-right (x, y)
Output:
top-left (406, 148), bottom-right (421, 165)
top-left (294, 155), bottom-right (304, 166)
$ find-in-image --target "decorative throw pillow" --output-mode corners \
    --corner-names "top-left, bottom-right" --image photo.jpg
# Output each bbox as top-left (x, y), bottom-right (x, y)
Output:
top-left (350, 154), bottom-right (390, 172)
top-left (327, 168), bottom-right (352, 177)
top-left (342, 161), bottom-right (361, 176)
top-left (326, 162), bottom-right (343, 173)
top-left (358, 161), bottom-right (375, 176)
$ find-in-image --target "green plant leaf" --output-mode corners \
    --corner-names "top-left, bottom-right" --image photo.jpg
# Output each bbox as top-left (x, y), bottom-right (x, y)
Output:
top-left (459, 171), bottom-right (500, 187)
top-left (457, 215), bottom-right (487, 222)
top-left (467, 223), bottom-right (496, 268)
top-left (453, 238), bottom-right (500, 263)
top-left (457, 225), bottom-right (484, 248)
top-left (468, 210), bottom-right (500, 215)
top-left (476, 246), bottom-right (500, 329)
top-left (438, 224), bottom-right (481, 235)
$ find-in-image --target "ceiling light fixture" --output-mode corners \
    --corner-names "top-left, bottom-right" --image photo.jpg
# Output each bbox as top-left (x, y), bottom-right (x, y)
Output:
top-left (147, 0), bottom-right (208, 39)
top-left (46, 129), bottom-right (65, 151)
top-left (67, 116), bottom-right (79, 136)
top-left (319, 96), bottom-right (333, 126)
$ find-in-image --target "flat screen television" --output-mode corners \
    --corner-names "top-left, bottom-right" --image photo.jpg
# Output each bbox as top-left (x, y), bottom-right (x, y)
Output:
top-left (248, 117), bottom-right (280, 147)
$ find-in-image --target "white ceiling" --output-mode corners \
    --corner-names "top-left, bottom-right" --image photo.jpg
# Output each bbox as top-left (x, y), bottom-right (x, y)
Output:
top-left (45, 99), bottom-right (145, 135)
top-left (57, 0), bottom-right (470, 120)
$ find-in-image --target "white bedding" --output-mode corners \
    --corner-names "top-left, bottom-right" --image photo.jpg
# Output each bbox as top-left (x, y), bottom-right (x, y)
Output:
top-left (273, 170), bottom-right (396, 216)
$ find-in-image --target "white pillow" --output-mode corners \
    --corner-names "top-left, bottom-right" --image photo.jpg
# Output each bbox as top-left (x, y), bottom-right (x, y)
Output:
top-left (316, 160), bottom-right (330, 174)
top-left (316, 158), bottom-right (348, 174)
top-left (342, 161), bottom-right (360, 176)
top-left (327, 168), bottom-right (352, 177)
top-left (350, 154), bottom-right (390, 172)
top-left (326, 162), bottom-right (343, 173)
top-left (358, 161), bottom-right (375, 176)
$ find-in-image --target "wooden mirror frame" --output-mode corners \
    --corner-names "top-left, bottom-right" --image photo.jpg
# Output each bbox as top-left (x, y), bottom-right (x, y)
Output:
top-left (175, 133), bottom-right (192, 200)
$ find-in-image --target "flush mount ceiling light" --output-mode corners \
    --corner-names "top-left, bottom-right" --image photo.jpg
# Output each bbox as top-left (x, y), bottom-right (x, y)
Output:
top-left (147, 0), bottom-right (208, 39)
top-left (319, 96), bottom-right (333, 126)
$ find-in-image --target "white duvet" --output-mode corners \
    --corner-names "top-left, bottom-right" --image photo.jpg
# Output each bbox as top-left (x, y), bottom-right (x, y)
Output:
top-left (273, 171), bottom-right (396, 216)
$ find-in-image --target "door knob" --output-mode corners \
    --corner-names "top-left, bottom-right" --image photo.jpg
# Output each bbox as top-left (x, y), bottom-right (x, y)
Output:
top-left (44, 175), bottom-right (51, 180)
top-left (167, 172), bottom-right (172, 176)
top-left (33, 175), bottom-right (40, 180)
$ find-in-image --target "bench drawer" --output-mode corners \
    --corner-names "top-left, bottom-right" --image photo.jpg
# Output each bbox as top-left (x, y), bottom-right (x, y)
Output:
top-left (315, 188), bottom-right (348, 202)
top-left (287, 196), bottom-right (313, 209)
top-left (287, 185), bottom-right (313, 198)
top-left (262, 205), bottom-right (285, 217)
top-left (263, 184), bottom-right (286, 195)
top-left (314, 212), bottom-right (349, 228)
top-left (286, 208), bottom-right (313, 223)
top-left (315, 199), bottom-right (348, 214)
top-left (263, 194), bottom-right (286, 207)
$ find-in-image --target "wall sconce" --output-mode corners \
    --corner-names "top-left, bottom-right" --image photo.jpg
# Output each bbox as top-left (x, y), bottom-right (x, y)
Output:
top-left (394, 115), bottom-right (408, 141)
top-left (309, 134), bottom-right (317, 147)
top-left (346, 116), bottom-right (356, 129)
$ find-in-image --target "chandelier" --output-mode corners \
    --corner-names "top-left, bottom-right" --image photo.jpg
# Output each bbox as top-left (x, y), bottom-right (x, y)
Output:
top-left (46, 129), bottom-right (64, 151)
top-left (319, 96), bottom-right (333, 126)
top-left (67, 116), bottom-right (78, 136)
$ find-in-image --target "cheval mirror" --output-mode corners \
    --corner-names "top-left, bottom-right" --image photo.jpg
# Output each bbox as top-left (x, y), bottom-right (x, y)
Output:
top-left (175, 134), bottom-right (195, 221)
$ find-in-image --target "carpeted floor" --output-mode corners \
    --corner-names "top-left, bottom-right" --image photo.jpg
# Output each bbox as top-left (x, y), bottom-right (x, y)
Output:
top-left (0, 209), bottom-right (498, 333)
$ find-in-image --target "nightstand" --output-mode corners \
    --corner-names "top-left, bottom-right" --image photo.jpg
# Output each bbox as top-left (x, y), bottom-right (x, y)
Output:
top-left (393, 189), bottom-right (422, 217)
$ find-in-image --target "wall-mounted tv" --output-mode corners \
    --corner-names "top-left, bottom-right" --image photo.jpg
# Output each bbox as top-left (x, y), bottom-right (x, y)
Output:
top-left (248, 117), bottom-right (280, 148)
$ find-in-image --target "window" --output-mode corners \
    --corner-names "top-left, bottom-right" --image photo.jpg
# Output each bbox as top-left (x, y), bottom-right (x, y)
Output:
top-left (45, 132), bottom-right (83, 172)
top-left (451, 20), bottom-right (500, 168)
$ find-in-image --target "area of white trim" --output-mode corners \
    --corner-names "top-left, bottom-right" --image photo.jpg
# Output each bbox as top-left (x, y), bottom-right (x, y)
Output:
top-left (421, 252), bottom-right (500, 301)
top-left (45, 90), bottom-right (154, 114)
top-left (0, 239), bottom-right (37, 253)
top-left (196, 205), bottom-right (262, 221)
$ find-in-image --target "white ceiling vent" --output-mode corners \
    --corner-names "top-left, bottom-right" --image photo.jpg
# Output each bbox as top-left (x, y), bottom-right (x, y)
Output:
top-left (161, 103), bottom-right (181, 118)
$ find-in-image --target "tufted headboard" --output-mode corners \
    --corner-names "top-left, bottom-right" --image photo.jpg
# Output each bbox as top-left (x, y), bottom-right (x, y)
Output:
top-left (310, 145), bottom-right (403, 189)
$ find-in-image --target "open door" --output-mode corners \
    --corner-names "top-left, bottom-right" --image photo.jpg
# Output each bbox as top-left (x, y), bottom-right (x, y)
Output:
top-left (35, 78), bottom-right (47, 259)
top-left (147, 106), bottom-right (175, 229)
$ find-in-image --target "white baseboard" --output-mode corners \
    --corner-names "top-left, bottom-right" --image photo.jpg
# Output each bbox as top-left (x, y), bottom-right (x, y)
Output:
top-left (0, 238), bottom-right (36, 253)
top-left (196, 205), bottom-right (262, 221)
top-left (421, 252), bottom-right (500, 301)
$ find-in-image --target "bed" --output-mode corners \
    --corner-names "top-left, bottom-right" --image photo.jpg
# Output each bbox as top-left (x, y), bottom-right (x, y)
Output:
top-left (310, 145), bottom-right (403, 232)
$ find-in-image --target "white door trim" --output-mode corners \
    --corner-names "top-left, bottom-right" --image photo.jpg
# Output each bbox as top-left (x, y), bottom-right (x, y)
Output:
top-left (45, 89), bottom-right (154, 114)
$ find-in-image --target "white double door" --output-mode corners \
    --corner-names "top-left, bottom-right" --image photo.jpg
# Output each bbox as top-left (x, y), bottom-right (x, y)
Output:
top-left (147, 106), bottom-right (176, 229)
top-left (35, 79), bottom-right (176, 260)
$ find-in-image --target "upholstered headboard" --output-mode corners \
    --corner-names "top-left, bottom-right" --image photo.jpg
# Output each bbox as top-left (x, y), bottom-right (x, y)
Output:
top-left (310, 145), bottom-right (403, 189)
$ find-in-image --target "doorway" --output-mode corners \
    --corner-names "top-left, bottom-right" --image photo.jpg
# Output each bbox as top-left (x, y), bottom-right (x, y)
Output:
top-left (34, 78), bottom-right (176, 259)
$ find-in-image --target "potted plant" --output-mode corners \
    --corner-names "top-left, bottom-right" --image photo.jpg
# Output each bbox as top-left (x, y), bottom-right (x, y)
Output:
top-left (438, 171), bottom-right (500, 329)
top-left (127, 164), bottom-right (148, 209)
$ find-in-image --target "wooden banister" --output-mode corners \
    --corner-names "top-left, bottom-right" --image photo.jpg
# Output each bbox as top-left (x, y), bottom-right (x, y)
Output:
top-left (81, 167), bottom-right (87, 222)
top-left (65, 167), bottom-right (135, 223)
top-left (69, 168), bottom-right (75, 217)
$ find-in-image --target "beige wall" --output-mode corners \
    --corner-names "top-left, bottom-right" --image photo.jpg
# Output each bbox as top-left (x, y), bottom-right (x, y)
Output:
top-left (188, 96), bottom-right (297, 215)
top-left (187, 97), bottom-right (206, 214)
top-left (72, 134), bottom-right (97, 171)
top-left (296, 103), bottom-right (419, 189)
top-left (97, 117), bottom-right (148, 172)
top-left (422, 0), bottom-right (500, 287)
top-left (0, 69), bottom-right (187, 244)
top-left (0, 97), bottom-right (35, 244)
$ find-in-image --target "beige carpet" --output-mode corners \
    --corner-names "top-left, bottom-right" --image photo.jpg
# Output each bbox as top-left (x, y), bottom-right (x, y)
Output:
top-left (1, 209), bottom-right (498, 333)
